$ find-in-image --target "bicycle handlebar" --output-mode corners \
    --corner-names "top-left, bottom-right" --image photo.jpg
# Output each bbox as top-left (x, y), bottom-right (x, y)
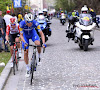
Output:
top-left (24, 44), bottom-right (45, 53)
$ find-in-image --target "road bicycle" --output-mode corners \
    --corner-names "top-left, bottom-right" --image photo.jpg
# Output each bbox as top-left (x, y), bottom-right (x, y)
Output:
top-left (12, 42), bottom-right (21, 75)
top-left (25, 44), bottom-right (45, 85)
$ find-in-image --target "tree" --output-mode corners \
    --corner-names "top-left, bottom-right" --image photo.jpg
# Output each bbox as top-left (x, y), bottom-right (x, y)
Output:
top-left (55, 0), bottom-right (75, 12)
top-left (0, 0), bottom-right (12, 14)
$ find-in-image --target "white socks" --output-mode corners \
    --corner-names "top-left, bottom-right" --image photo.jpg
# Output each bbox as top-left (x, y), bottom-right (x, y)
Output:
top-left (26, 64), bottom-right (30, 71)
top-left (38, 53), bottom-right (41, 59)
top-left (18, 48), bottom-right (21, 53)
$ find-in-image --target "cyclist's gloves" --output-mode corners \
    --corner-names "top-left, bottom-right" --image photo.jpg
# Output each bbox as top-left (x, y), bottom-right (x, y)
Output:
top-left (5, 41), bottom-right (9, 44)
top-left (24, 42), bottom-right (28, 46)
top-left (42, 44), bottom-right (47, 48)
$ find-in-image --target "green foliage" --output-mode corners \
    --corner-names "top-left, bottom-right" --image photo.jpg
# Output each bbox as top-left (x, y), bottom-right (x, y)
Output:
top-left (0, 52), bottom-right (11, 75)
top-left (0, 0), bottom-right (12, 13)
top-left (55, 0), bottom-right (75, 12)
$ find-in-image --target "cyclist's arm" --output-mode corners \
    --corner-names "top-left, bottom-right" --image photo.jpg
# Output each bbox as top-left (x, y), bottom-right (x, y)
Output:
top-left (19, 28), bottom-right (26, 43)
top-left (5, 25), bottom-right (10, 41)
top-left (39, 30), bottom-right (45, 44)
top-left (35, 21), bottom-right (45, 44)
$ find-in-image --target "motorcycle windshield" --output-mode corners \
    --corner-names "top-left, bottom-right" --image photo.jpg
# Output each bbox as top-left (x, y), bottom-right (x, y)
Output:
top-left (38, 20), bottom-right (46, 24)
top-left (79, 14), bottom-right (93, 26)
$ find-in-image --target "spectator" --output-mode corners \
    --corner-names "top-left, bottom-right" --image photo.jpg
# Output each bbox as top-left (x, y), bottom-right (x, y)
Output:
top-left (12, 13), bottom-right (18, 22)
top-left (0, 10), bottom-right (4, 52)
top-left (4, 10), bottom-right (12, 26)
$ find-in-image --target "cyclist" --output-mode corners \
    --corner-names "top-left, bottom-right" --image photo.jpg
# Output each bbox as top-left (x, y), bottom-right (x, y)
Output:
top-left (19, 13), bottom-right (46, 77)
top-left (5, 17), bottom-right (21, 67)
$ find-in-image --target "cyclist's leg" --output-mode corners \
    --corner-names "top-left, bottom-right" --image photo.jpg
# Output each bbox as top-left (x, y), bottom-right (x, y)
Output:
top-left (9, 34), bottom-right (15, 56)
top-left (15, 33), bottom-right (20, 48)
top-left (15, 33), bottom-right (22, 57)
top-left (22, 34), bottom-right (30, 71)
top-left (32, 29), bottom-right (41, 59)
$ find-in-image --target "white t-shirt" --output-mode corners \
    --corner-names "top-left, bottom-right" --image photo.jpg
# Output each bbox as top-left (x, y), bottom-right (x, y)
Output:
top-left (4, 14), bottom-right (12, 26)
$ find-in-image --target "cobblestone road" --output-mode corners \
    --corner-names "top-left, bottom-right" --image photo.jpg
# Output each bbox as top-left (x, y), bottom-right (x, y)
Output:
top-left (4, 18), bottom-right (100, 90)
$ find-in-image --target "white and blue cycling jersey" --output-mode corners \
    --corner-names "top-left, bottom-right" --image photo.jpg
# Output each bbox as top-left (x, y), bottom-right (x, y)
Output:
top-left (19, 20), bottom-right (41, 49)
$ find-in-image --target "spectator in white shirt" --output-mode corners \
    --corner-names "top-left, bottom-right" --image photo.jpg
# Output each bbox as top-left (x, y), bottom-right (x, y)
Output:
top-left (4, 10), bottom-right (12, 26)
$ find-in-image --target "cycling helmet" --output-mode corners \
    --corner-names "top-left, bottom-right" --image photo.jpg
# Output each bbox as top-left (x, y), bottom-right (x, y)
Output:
top-left (43, 8), bottom-right (48, 12)
top-left (81, 5), bottom-right (88, 13)
top-left (10, 17), bottom-right (17, 24)
top-left (24, 13), bottom-right (33, 21)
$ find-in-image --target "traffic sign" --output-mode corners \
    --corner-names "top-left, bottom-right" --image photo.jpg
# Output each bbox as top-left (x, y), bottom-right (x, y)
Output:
top-left (13, 0), bottom-right (22, 8)
top-left (24, 5), bottom-right (28, 10)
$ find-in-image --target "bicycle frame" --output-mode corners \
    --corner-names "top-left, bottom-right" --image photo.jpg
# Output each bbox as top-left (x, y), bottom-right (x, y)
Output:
top-left (12, 42), bottom-right (20, 75)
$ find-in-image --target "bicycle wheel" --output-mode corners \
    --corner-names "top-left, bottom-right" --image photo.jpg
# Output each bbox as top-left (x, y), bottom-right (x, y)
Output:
top-left (16, 51), bottom-right (19, 71)
top-left (12, 50), bottom-right (16, 75)
top-left (30, 64), bottom-right (34, 85)
top-left (30, 54), bottom-right (36, 85)
top-left (13, 59), bottom-right (16, 75)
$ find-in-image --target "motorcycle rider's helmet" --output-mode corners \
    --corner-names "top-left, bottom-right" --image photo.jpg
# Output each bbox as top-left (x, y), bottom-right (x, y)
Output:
top-left (38, 10), bottom-right (43, 15)
top-left (81, 5), bottom-right (88, 14)
top-left (38, 15), bottom-right (45, 20)
top-left (24, 13), bottom-right (33, 22)
top-left (43, 8), bottom-right (48, 12)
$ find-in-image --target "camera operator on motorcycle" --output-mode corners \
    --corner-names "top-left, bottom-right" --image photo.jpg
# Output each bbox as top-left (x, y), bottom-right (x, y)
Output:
top-left (66, 10), bottom-right (79, 33)
top-left (66, 10), bottom-right (79, 41)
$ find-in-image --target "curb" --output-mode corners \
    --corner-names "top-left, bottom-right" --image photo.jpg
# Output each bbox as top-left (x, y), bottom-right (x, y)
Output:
top-left (0, 58), bottom-right (12, 90)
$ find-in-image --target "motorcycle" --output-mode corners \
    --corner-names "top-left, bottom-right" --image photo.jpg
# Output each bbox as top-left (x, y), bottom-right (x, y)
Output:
top-left (74, 14), bottom-right (96, 51)
top-left (60, 13), bottom-right (66, 25)
top-left (66, 16), bottom-right (78, 41)
top-left (36, 15), bottom-right (51, 43)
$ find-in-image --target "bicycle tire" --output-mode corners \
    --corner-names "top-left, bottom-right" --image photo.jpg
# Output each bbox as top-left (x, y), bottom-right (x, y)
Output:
top-left (13, 59), bottom-right (15, 75)
top-left (30, 64), bottom-right (34, 85)
top-left (16, 51), bottom-right (19, 71)
top-left (30, 53), bottom-right (36, 85)
top-left (12, 50), bottom-right (16, 75)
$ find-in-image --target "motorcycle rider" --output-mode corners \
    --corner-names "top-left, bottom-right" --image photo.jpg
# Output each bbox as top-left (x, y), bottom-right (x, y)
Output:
top-left (43, 8), bottom-right (50, 21)
top-left (60, 11), bottom-right (66, 23)
top-left (66, 10), bottom-right (79, 33)
top-left (89, 8), bottom-right (99, 28)
top-left (43, 9), bottom-right (52, 36)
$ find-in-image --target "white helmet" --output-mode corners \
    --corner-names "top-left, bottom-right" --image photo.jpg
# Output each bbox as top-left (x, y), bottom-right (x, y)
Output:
top-left (24, 13), bottom-right (33, 21)
top-left (43, 8), bottom-right (48, 12)
top-left (81, 5), bottom-right (88, 13)
top-left (38, 15), bottom-right (45, 20)
top-left (38, 10), bottom-right (43, 15)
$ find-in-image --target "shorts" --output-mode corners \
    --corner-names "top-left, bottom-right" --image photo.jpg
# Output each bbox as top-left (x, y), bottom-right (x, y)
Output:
top-left (22, 29), bottom-right (40, 49)
top-left (10, 33), bottom-right (20, 46)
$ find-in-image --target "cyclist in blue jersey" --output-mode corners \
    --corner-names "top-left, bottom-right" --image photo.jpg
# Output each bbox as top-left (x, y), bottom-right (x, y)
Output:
top-left (19, 13), bottom-right (46, 77)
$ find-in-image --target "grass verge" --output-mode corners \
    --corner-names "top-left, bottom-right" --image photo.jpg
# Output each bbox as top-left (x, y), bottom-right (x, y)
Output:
top-left (0, 51), bottom-right (11, 75)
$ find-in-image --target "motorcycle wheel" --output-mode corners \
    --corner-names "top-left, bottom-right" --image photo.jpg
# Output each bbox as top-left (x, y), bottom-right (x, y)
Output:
top-left (79, 44), bottom-right (83, 49)
top-left (62, 22), bottom-right (64, 25)
top-left (83, 39), bottom-right (88, 51)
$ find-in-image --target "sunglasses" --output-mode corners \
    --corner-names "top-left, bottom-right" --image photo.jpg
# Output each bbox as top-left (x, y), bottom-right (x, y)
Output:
top-left (27, 21), bottom-right (33, 23)
top-left (11, 24), bottom-right (16, 26)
